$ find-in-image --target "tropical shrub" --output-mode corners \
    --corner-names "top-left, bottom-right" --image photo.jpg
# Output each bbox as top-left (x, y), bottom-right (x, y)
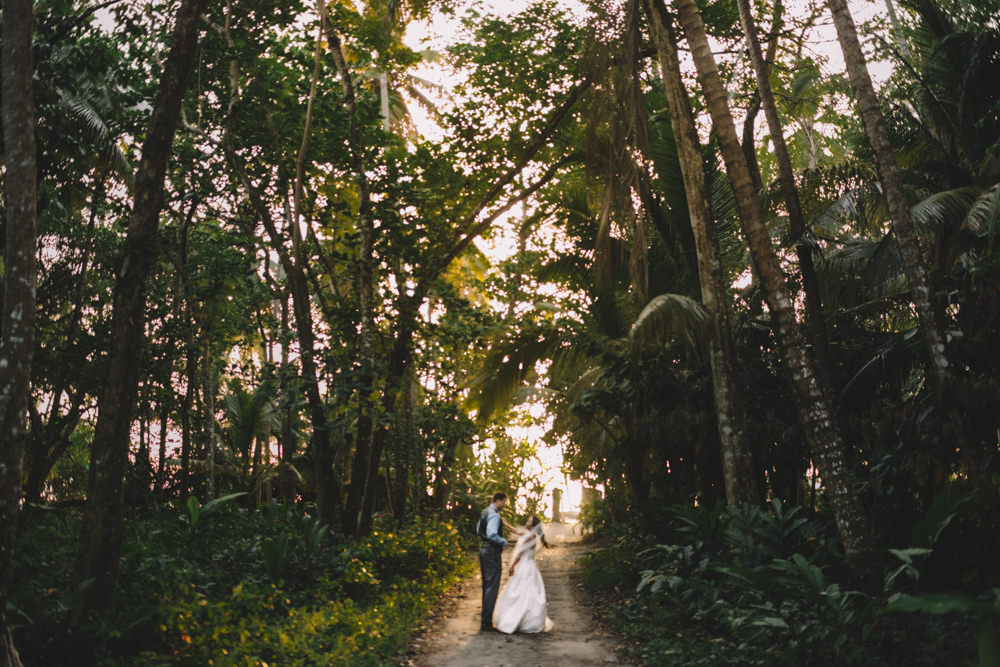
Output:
top-left (580, 501), bottom-right (980, 666)
top-left (10, 504), bottom-right (473, 666)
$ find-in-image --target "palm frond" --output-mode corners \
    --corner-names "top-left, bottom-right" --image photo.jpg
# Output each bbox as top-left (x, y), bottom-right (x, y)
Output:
top-left (58, 89), bottom-right (134, 189)
top-left (627, 293), bottom-right (709, 353)
top-left (962, 183), bottom-right (1000, 236)
top-left (819, 233), bottom-right (905, 306)
top-left (536, 254), bottom-right (592, 288)
top-left (910, 185), bottom-right (982, 237)
top-left (466, 327), bottom-right (566, 422)
top-left (838, 328), bottom-right (923, 409)
top-left (707, 166), bottom-right (752, 279)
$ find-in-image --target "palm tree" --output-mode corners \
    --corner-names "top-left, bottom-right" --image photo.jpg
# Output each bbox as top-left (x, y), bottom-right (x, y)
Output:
top-left (735, 0), bottom-right (838, 397)
top-left (222, 379), bottom-right (279, 503)
top-left (642, 0), bottom-right (758, 505)
top-left (824, 0), bottom-right (960, 422)
top-left (673, 0), bottom-right (870, 555)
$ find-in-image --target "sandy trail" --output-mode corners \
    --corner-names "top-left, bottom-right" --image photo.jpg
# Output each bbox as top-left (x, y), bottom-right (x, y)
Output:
top-left (404, 522), bottom-right (629, 667)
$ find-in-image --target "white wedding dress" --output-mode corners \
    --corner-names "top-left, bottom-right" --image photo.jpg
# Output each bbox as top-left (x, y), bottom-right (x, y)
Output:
top-left (492, 527), bottom-right (554, 634)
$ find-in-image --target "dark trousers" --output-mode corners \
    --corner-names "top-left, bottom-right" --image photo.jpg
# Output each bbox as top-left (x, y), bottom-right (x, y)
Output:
top-left (479, 544), bottom-right (502, 629)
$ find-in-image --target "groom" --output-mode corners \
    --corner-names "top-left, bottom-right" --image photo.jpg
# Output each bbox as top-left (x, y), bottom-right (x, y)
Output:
top-left (477, 492), bottom-right (508, 632)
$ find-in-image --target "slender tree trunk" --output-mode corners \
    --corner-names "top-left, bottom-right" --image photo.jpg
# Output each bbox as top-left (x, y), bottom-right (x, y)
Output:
top-left (644, 0), bottom-right (758, 505)
top-left (674, 0), bottom-right (870, 555)
top-left (326, 27), bottom-right (379, 537)
top-left (136, 386), bottom-right (151, 492)
top-left (157, 399), bottom-right (169, 490)
top-left (175, 204), bottom-right (195, 496)
top-left (0, 0), bottom-right (37, 659)
top-left (825, 0), bottom-right (968, 464)
top-left (737, 0), bottom-right (839, 398)
top-left (389, 373), bottom-right (417, 520)
top-left (742, 91), bottom-right (764, 192)
top-left (222, 139), bottom-right (341, 526)
top-left (201, 338), bottom-right (216, 501)
top-left (71, 0), bottom-right (209, 621)
top-left (181, 331), bottom-right (196, 495)
top-left (278, 297), bottom-right (294, 502)
top-left (882, 0), bottom-right (911, 61)
top-left (290, 15), bottom-right (341, 527)
top-left (355, 295), bottom-right (422, 534)
top-left (23, 396), bottom-right (83, 504)
top-left (25, 175), bottom-right (106, 502)
top-left (741, 0), bottom-right (784, 194)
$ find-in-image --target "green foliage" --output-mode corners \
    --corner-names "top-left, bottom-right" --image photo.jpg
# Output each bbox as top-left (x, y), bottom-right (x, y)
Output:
top-left (180, 492), bottom-right (248, 535)
top-left (580, 502), bottom-right (979, 666)
top-left (885, 590), bottom-right (1000, 667)
top-left (10, 506), bottom-right (472, 666)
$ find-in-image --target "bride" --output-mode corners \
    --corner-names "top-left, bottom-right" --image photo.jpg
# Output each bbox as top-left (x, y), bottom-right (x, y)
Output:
top-left (492, 516), bottom-right (554, 634)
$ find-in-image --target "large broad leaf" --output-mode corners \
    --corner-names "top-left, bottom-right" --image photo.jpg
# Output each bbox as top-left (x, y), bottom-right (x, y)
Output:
top-left (200, 491), bottom-right (248, 516)
top-left (884, 593), bottom-right (991, 615)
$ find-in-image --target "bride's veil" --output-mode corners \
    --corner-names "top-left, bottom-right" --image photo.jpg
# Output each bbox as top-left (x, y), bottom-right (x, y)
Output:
top-left (513, 522), bottom-right (545, 557)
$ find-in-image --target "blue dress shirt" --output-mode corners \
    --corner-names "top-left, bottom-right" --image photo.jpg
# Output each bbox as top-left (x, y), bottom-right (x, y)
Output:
top-left (485, 505), bottom-right (507, 548)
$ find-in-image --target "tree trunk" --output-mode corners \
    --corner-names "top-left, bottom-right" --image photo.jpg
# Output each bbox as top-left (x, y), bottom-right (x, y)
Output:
top-left (157, 399), bottom-right (169, 491)
top-left (181, 330), bottom-right (197, 495)
top-left (201, 338), bottom-right (216, 501)
top-left (742, 91), bottom-right (764, 192)
top-left (644, 0), bottom-right (759, 506)
top-left (0, 0), bottom-right (37, 659)
top-left (326, 27), bottom-right (379, 537)
top-left (23, 396), bottom-right (83, 504)
top-left (136, 388), bottom-right (151, 495)
top-left (278, 297), bottom-right (295, 502)
top-left (737, 0), bottom-right (838, 399)
top-left (71, 0), bottom-right (209, 621)
top-left (674, 0), bottom-right (870, 555)
top-left (882, 0), bottom-right (911, 61)
top-left (25, 174), bottom-right (106, 503)
top-left (355, 293), bottom-right (425, 535)
top-left (176, 207), bottom-right (195, 496)
top-left (222, 140), bottom-right (341, 527)
top-left (390, 373), bottom-right (418, 520)
top-left (825, 0), bottom-right (969, 465)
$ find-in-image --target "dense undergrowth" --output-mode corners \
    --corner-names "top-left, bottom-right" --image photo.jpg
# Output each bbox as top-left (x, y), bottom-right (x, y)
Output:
top-left (10, 498), bottom-right (474, 666)
top-left (579, 497), bottom-right (1000, 666)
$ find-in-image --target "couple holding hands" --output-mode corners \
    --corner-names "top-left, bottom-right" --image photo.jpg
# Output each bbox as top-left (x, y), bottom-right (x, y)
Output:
top-left (476, 492), bottom-right (554, 634)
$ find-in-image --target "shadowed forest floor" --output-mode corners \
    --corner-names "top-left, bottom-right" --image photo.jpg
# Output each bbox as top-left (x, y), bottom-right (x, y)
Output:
top-left (402, 522), bottom-right (631, 666)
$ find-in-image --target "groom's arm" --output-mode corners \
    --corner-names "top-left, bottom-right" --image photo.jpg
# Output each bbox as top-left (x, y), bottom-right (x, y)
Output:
top-left (502, 517), bottom-right (526, 535)
top-left (485, 513), bottom-right (507, 548)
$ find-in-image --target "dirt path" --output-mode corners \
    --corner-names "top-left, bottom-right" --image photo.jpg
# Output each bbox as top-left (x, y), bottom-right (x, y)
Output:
top-left (403, 522), bottom-right (631, 666)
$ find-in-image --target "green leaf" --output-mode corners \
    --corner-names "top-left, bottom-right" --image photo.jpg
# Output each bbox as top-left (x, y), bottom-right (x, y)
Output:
top-left (200, 492), bottom-right (248, 516)
top-left (885, 593), bottom-right (992, 615)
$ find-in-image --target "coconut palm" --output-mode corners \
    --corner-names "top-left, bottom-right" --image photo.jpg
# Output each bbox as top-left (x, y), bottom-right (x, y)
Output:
top-left (825, 0), bottom-right (960, 418)
top-left (643, 0), bottom-right (758, 505)
top-left (673, 0), bottom-right (870, 555)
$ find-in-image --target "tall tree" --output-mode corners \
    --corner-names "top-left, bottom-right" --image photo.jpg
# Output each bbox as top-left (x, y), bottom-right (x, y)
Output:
top-left (71, 0), bottom-right (210, 620)
top-left (673, 0), bottom-right (870, 555)
top-left (824, 0), bottom-right (961, 424)
top-left (642, 0), bottom-right (758, 505)
top-left (325, 22), bottom-right (379, 537)
top-left (735, 0), bottom-right (838, 397)
top-left (0, 0), bottom-right (38, 661)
